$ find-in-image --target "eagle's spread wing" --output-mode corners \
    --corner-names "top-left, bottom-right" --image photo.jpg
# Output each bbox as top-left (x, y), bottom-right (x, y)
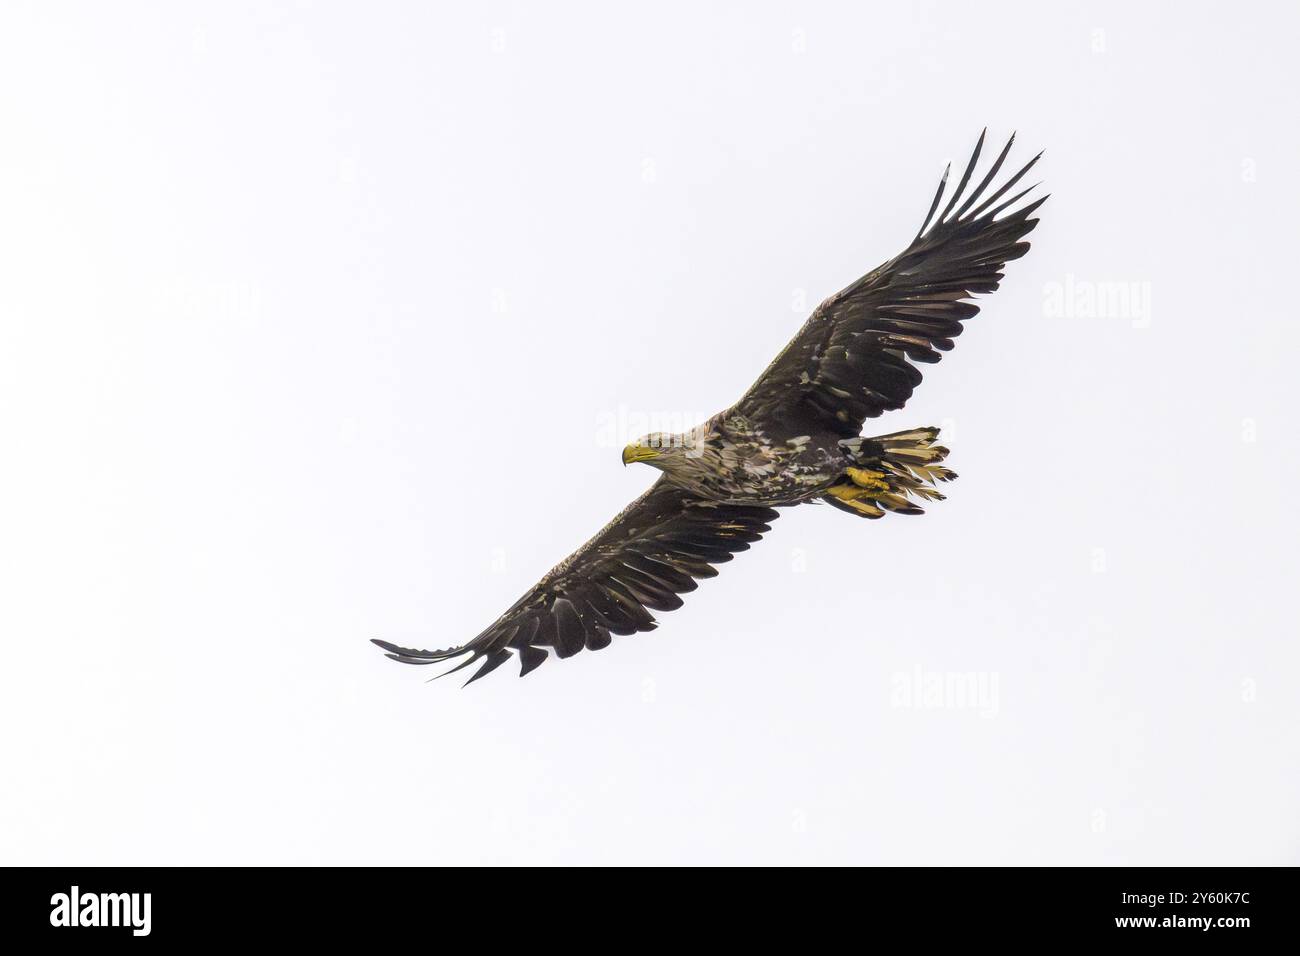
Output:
top-left (735, 131), bottom-right (1045, 437)
top-left (372, 478), bottom-right (779, 683)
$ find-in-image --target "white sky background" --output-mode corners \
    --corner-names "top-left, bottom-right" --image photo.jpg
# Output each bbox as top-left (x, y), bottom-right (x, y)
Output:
top-left (1, 1), bottom-right (1297, 866)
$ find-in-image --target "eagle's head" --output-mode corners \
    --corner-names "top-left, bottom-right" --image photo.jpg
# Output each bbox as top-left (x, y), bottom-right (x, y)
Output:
top-left (621, 430), bottom-right (704, 472)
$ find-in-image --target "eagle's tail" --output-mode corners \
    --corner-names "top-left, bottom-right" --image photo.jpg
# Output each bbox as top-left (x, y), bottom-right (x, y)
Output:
top-left (821, 427), bottom-right (956, 518)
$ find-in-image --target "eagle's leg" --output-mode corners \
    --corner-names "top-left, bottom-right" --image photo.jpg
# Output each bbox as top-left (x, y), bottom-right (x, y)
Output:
top-left (821, 426), bottom-right (957, 519)
top-left (846, 467), bottom-right (890, 491)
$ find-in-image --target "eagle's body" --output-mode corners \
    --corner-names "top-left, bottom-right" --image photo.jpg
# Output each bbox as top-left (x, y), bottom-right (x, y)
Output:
top-left (639, 412), bottom-right (842, 505)
top-left (374, 131), bottom-right (1046, 684)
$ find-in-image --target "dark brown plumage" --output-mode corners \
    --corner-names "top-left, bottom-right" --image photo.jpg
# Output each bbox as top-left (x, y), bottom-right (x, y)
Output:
top-left (736, 130), bottom-right (1044, 437)
top-left (375, 481), bottom-right (777, 682)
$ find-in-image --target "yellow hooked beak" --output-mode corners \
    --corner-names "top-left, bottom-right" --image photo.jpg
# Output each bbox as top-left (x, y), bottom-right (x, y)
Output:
top-left (622, 443), bottom-right (661, 466)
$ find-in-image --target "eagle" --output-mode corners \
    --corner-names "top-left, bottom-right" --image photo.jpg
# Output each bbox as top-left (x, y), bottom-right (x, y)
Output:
top-left (373, 131), bottom-right (1045, 684)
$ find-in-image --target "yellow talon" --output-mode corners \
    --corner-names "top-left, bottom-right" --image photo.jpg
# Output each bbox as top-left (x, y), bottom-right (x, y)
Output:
top-left (846, 467), bottom-right (890, 492)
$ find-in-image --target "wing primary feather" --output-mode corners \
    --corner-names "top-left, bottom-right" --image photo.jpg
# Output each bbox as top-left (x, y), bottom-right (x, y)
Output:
top-left (426, 652), bottom-right (481, 682)
top-left (371, 637), bottom-right (458, 665)
top-left (936, 128), bottom-right (985, 225)
top-left (986, 185), bottom-right (1047, 222)
top-left (968, 151), bottom-right (1043, 219)
top-left (953, 133), bottom-right (1015, 220)
top-left (912, 162), bottom-right (950, 242)
top-left (462, 649), bottom-right (512, 686)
